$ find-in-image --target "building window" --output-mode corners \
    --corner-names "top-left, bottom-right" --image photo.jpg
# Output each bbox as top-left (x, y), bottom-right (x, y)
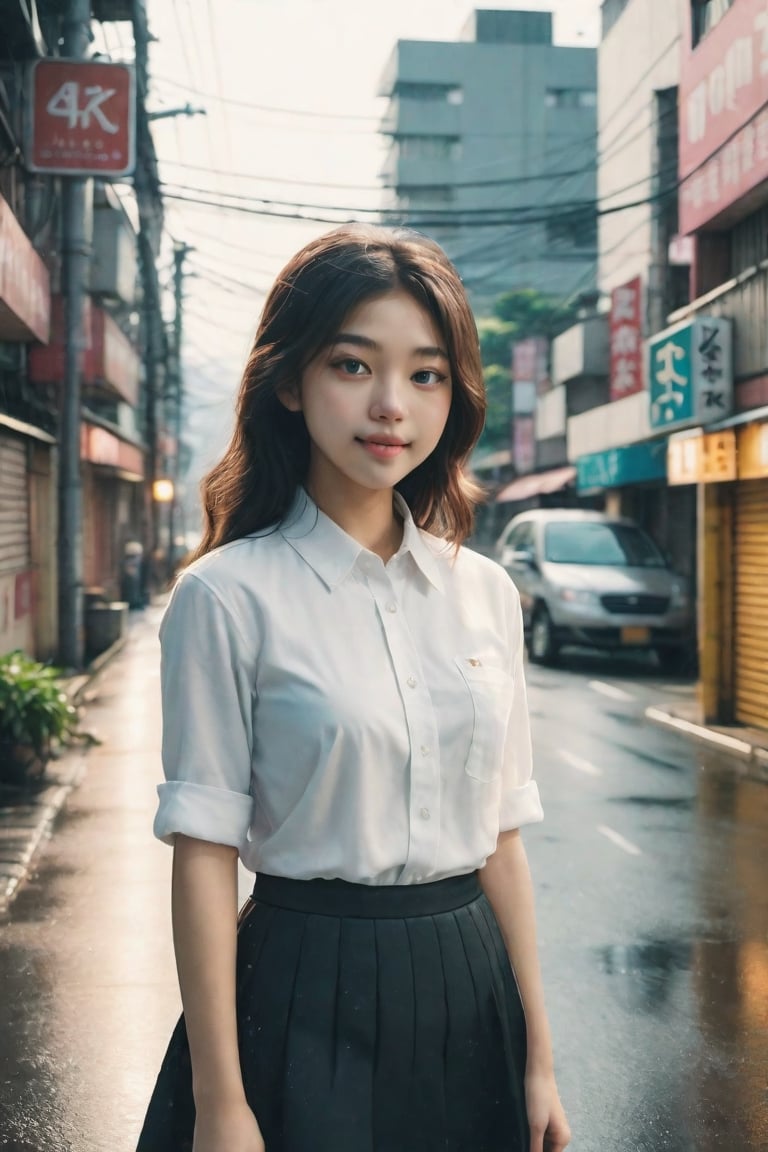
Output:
top-left (395, 82), bottom-right (464, 105)
top-left (397, 136), bottom-right (462, 161)
top-left (546, 208), bottom-right (597, 250)
top-left (691, 0), bottom-right (735, 47)
top-left (545, 89), bottom-right (597, 109)
top-left (396, 185), bottom-right (455, 208)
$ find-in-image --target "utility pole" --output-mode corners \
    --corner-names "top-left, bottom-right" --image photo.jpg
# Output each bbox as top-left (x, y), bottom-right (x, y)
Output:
top-left (58, 0), bottom-right (92, 669)
top-left (167, 240), bottom-right (192, 577)
top-left (132, 0), bottom-right (166, 599)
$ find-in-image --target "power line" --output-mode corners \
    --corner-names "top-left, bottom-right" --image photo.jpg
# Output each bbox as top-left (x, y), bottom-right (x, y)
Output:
top-left (151, 73), bottom-right (382, 121)
top-left (158, 166), bottom-right (670, 223)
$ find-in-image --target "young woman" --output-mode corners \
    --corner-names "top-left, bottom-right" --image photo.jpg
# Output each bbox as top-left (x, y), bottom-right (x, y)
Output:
top-left (136, 224), bottom-right (570, 1152)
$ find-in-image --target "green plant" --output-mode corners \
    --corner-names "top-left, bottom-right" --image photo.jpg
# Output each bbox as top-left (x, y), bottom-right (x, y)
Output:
top-left (0, 651), bottom-right (81, 777)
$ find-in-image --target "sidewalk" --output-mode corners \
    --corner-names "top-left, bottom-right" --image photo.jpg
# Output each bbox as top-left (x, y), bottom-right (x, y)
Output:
top-left (644, 689), bottom-right (768, 782)
top-left (0, 609), bottom-right (151, 915)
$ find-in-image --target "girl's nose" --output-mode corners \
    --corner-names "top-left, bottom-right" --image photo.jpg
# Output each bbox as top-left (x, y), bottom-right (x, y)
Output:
top-left (369, 375), bottom-right (406, 422)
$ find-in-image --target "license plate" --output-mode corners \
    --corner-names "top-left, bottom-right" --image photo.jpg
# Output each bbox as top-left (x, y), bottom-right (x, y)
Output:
top-left (621, 626), bottom-right (650, 645)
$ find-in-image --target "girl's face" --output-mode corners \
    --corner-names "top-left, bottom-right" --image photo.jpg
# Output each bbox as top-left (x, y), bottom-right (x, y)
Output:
top-left (284, 290), bottom-right (453, 503)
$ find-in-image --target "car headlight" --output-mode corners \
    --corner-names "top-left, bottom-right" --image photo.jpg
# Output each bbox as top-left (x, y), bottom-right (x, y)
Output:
top-left (559, 588), bottom-right (599, 606)
top-left (670, 581), bottom-right (689, 609)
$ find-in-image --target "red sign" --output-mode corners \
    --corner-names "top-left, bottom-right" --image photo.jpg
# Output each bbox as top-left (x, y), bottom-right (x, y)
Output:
top-left (512, 337), bottom-right (548, 384)
top-left (29, 296), bottom-right (139, 405)
top-left (513, 416), bottom-right (535, 475)
top-left (0, 193), bottom-right (50, 343)
top-left (609, 277), bottom-right (643, 401)
top-left (81, 423), bottom-right (144, 479)
top-left (27, 59), bottom-right (135, 176)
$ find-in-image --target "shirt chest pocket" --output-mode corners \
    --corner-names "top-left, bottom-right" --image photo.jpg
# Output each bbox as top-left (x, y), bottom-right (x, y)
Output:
top-left (454, 656), bottom-right (515, 783)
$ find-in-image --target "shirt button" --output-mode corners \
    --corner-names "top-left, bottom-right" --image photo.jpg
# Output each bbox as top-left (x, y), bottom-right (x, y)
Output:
top-left (420, 745), bottom-right (431, 757)
top-left (407, 676), bottom-right (417, 689)
top-left (386, 602), bottom-right (397, 613)
top-left (420, 807), bottom-right (431, 820)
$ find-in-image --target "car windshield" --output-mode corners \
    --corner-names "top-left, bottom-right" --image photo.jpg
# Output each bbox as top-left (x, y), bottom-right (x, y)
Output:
top-left (544, 522), bottom-right (666, 567)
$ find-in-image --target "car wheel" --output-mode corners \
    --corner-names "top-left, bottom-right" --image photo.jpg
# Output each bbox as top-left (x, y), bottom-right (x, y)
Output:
top-left (530, 606), bottom-right (558, 666)
top-left (655, 645), bottom-right (693, 676)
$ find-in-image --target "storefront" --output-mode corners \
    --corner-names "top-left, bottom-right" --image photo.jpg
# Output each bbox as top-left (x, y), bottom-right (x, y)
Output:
top-left (80, 423), bottom-right (145, 599)
top-left (668, 417), bottom-right (768, 729)
top-left (0, 192), bottom-right (53, 659)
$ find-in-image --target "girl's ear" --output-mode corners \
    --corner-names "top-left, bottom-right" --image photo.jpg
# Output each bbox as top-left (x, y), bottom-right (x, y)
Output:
top-left (277, 383), bottom-right (302, 412)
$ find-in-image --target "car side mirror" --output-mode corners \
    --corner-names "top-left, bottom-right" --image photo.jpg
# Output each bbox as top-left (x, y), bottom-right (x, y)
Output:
top-left (510, 548), bottom-right (536, 569)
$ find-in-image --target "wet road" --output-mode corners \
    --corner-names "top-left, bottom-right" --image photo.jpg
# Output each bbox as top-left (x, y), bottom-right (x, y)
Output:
top-left (0, 611), bottom-right (766, 1151)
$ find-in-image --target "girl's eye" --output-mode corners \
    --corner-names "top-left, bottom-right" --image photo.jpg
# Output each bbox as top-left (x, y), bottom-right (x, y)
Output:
top-left (413, 369), bottom-right (445, 387)
top-left (335, 358), bottom-right (368, 375)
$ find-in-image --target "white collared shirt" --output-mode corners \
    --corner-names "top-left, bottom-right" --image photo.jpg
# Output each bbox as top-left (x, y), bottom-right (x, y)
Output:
top-left (154, 489), bottom-right (543, 885)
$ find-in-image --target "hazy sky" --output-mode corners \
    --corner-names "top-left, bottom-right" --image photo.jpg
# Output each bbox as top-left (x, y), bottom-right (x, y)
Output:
top-left (104, 1), bottom-right (602, 487)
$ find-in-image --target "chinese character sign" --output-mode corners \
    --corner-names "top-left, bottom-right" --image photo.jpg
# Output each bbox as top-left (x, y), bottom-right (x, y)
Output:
top-left (610, 277), bottom-right (643, 401)
top-left (681, 0), bottom-right (768, 179)
top-left (26, 59), bottom-right (135, 176)
top-left (648, 317), bottom-right (733, 432)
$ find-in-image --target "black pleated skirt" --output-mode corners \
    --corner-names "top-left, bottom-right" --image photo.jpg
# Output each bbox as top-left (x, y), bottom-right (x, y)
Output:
top-left (136, 872), bottom-right (529, 1152)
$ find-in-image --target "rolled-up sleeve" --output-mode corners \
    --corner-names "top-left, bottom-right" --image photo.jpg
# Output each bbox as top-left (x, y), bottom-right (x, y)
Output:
top-left (154, 571), bottom-right (257, 848)
top-left (499, 580), bottom-right (544, 831)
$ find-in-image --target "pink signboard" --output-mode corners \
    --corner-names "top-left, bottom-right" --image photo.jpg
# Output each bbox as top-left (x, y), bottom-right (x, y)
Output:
top-left (513, 416), bottom-right (535, 475)
top-left (0, 193), bottom-right (50, 343)
top-left (681, 0), bottom-right (768, 176)
top-left (680, 0), bottom-right (768, 230)
top-left (681, 104), bottom-right (768, 232)
top-left (609, 277), bottom-right (643, 401)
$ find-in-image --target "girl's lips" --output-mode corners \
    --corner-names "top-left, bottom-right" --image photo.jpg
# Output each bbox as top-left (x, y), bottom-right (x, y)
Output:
top-left (357, 438), bottom-right (408, 460)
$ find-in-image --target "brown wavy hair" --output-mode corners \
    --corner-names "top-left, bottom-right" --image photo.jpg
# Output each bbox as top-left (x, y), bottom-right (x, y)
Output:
top-left (194, 224), bottom-right (486, 558)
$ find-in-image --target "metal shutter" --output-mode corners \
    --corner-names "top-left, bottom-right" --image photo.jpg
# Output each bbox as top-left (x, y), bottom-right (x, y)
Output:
top-left (734, 479), bottom-right (768, 728)
top-left (0, 430), bottom-right (30, 578)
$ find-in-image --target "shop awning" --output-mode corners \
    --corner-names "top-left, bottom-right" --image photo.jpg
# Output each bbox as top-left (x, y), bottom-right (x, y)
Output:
top-left (495, 465), bottom-right (576, 503)
top-left (0, 193), bottom-right (50, 343)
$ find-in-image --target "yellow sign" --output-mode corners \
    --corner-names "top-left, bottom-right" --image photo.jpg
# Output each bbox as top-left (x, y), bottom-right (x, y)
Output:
top-left (737, 421), bottom-right (768, 480)
top-left (668, 429), bottom-right (737, 485)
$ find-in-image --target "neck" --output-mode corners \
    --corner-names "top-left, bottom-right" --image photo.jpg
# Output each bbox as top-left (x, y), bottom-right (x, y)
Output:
top-left (307, 482), bottom-right (403, 561)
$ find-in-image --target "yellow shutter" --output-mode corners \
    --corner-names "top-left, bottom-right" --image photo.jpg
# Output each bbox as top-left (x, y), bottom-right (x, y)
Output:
top-left (734, 480), bottom-right (768, 728)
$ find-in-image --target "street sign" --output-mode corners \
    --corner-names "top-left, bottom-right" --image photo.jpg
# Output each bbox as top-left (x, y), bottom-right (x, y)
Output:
top-left (609, 277), bottom-right (643, 401)
top-left (647, 316), bottom-right (733, 433)
top-left (26, 58), bottom-right (135, 177)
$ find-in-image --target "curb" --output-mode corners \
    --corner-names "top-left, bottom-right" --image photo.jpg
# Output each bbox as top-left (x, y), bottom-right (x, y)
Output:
top-left (0, 632), bottom-right (129, 917)
top-left (645, 706), bottom-right (768, 783)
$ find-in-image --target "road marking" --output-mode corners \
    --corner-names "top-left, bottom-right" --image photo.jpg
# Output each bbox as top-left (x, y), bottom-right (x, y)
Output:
top-left (589, 680), bottom-right (634, 702)
top-left (597, 824), bottom-right (643, 856)
top-left (560, 749), bottom-right (603, 777)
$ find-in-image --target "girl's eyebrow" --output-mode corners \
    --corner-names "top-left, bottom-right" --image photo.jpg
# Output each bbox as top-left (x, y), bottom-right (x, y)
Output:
top-left (332, 332), bottom-right (449, 360)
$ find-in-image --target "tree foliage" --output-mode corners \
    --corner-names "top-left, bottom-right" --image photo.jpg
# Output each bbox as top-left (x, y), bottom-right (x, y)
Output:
top-left (476, 287), bottom-right (574, 457)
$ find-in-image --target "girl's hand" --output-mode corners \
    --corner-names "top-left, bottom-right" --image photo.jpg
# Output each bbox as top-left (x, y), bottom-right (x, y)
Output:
top-left (192, 1098), bottom-right (266, 1152)
top-left (525, 1067), bottom-right (571, 1152)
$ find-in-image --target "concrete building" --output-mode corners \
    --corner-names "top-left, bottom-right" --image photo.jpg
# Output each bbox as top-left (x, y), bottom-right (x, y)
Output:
top-left (663, 0), bottom-right (768, 731)
top-left (544, 0), bottom-right (696, 592)
top-left (378, 9), bottom-right (598, 309)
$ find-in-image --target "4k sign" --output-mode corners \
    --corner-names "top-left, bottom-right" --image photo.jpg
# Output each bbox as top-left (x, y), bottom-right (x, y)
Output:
top-left (26, 59), bottom-right (135, 177)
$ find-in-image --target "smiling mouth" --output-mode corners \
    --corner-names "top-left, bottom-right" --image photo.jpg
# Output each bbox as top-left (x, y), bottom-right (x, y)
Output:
top-left (356, 437), bottom-right (410, 458)
top-left (356, 436), bottom-right (410, 447)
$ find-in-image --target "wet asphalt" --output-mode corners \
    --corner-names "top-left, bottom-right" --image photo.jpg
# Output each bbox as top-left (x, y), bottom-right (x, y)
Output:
top-left (0, 608), bottom-right (766, 1152)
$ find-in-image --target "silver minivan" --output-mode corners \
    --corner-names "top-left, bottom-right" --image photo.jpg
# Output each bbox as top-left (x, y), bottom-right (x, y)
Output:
top-left (495, 509), bottom-right (694, 672)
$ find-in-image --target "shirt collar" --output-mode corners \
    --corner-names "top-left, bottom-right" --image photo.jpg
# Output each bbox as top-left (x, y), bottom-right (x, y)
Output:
top-left (279, 488), bottom-right (445, 593)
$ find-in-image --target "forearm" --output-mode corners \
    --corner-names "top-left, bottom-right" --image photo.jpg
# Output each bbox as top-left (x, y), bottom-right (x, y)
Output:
top-left (171, 834), bottom-right (245, 1109)
top-left (479, 828), bottom-right (553, 1071)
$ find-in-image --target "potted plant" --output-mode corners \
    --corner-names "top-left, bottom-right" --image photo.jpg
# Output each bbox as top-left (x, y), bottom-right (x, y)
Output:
top-left (0, 650), bottom-right (83, 785)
